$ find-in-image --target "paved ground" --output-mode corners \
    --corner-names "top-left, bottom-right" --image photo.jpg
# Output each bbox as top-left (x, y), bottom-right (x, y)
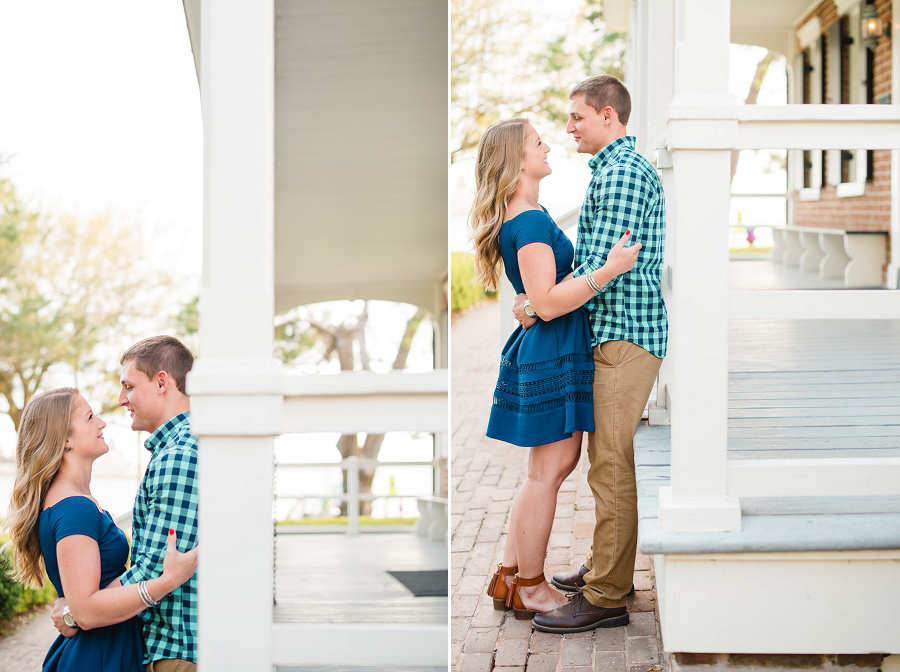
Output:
top-left (451, 300), bottom-right (665, 672)
top-left (0, 604), bottom-right (55, 671)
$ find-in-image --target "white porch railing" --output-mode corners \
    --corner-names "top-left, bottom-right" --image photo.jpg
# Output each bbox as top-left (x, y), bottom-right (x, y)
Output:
top-left (192, 369), bottom-right (449, 670)
top-left (275, 455), bottom-right (442, 535)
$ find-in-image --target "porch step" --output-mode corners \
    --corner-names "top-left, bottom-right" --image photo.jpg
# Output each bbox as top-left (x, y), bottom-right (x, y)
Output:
top-left (633, 424), bottom-right (900, 554)
top-left (670, 653), bottom-right (890, 672)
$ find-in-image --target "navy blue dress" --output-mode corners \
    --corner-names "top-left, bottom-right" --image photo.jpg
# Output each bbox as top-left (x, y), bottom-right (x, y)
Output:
top-left (39, 496), bottom-right (143, 672)
top-left (486, 208), bottom-right (595, 447)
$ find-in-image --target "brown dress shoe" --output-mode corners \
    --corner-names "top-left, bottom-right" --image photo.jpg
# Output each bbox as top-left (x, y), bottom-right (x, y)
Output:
top-left (486, 564), bottom-right (517, 611)
top-left (551, 565), bottom-right (635, 596)
top-left (532, 592), bottom-right (629, 633)
top-left (505, 573), bottom-right (547, 620)
top-left (550, 564), bottom-right (590, 591)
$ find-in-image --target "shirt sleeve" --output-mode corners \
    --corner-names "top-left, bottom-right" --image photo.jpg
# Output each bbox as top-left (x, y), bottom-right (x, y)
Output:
top-left (573, 164), bottom-right (656, 292)
top-left (119, 444), bottom-right (198, 585)
top-left (51, 496), bottom-right (103, 543)
top-left (511, 211), bottom-right (554, 250)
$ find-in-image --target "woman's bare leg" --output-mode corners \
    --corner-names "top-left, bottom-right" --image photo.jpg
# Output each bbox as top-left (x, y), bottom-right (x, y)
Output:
top-left (504, 432), bottom-right (582, 611)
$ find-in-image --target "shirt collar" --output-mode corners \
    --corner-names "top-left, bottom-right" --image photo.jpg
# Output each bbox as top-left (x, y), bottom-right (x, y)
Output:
top-left (588, 135), bottom-right (636, 172)
top-left (144, 411), bottom-right (191, 453)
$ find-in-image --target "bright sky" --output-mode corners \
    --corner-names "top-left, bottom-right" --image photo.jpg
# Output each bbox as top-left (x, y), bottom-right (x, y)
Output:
top-left (0, 0), bottom-right (203, 275)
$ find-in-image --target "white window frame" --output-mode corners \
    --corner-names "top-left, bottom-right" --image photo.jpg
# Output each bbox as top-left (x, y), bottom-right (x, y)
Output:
top-left (796, 17), bottom-right (823, 200)
top-left (836, 1), bottom-right (869, 197)
top-left (826, 20), bottom-right (841, 185)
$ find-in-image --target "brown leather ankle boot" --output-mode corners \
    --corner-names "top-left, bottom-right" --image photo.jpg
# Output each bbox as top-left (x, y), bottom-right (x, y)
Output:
top-left (486, 564), bottom-right (518, 611)
top-left (506, 573), bottom-right (546, 620)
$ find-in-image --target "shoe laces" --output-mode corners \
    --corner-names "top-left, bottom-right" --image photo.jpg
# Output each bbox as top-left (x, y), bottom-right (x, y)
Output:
top-left (568, 591), bottom-right (588, 614)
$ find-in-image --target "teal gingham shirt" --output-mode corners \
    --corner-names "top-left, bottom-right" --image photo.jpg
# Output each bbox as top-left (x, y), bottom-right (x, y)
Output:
top-left (119, 412), bottom-right (198, 664)
top-left (572, 136), bottom-right (668, 358)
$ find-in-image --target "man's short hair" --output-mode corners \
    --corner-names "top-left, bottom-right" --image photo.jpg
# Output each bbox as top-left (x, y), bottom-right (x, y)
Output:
top-left (571, 75), bottom-right (631, 125)
top-left (121, 336), bottom-right (194, 395)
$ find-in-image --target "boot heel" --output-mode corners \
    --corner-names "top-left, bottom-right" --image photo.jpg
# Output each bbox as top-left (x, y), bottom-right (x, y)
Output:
top-left (513, 607), bottom-right (536, 620)
top-left (508, 573), bottom-right (546, 620)
top-left (599, 613), bottom-right (629, 628)
top-left (486, 564), bottom-right (517, 612)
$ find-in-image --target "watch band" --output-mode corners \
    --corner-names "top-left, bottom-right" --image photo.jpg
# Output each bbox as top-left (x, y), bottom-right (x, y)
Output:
top-left (524, 299), bottom-right (536, 317)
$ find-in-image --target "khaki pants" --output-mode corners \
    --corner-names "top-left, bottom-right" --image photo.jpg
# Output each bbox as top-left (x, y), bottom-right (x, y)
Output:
top-left (582, 340), bottom-right (662, 608)
top-left (146, 660), bottom-right (196, 672)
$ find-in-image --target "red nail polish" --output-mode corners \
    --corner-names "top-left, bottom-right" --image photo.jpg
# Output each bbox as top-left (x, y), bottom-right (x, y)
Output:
top-left (169, 529), bottom-right (174, 536)
top-left (626, 230), bottom-right (631, 235)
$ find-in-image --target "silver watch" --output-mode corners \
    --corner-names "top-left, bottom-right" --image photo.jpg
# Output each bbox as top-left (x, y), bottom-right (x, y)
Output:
top-left (523, 299), bottom-right (536, 318)
top-left (63, 604), bottom-right (79, 629)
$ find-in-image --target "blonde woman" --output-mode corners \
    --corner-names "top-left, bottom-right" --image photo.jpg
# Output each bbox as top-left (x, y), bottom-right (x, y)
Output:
top-left (470, 118), bottom-right (639, 618)
top-left (3, 388), bottom-right (197, 672)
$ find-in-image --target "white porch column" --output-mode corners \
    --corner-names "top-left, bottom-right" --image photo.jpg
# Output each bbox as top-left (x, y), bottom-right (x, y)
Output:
top-left (657, 0), bottom-right (740, 531)
top-left (190, 1), bottom-right (280, 671)
top-left (645, 0), bottom-right (675, 153)
top-left (889, 0), bottom-right (900, 289)
top-left (435, 280), bottom-right (449, 498)
top-left (630, 0), bottom-right (649, 156)
top-left (645, 0), bottom-right (675, 425)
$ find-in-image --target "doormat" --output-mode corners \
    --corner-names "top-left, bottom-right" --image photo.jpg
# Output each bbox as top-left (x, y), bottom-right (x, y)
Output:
top-left (387, 570), bottom-right (448, 597)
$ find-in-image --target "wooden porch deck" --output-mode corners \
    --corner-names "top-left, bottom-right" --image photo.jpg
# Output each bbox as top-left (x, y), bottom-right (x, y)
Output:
top-left (273, 532), bottom-right (447, 624)
top-left (636, 316), bottom-right (900, 553)
top-left (728, 255), bottom-right (847, 290)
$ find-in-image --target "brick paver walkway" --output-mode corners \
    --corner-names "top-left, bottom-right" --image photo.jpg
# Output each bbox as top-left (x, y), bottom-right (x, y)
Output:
top-left (451, 300), bottom-right (665, 672)
top-left (0, 604), bottom-right (55, 671)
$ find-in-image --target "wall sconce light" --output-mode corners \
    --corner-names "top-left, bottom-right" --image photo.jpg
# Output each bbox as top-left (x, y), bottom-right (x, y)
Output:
top-left (862, 2), bottom-right (891, 50)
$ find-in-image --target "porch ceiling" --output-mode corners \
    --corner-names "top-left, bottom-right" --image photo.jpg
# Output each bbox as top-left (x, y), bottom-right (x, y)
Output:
top-left (731, 0), bottom-right (815, 54)
top-left (732, 0), bottom-right (814, 31)
top-left (181, 0), bottom-right (448, 313)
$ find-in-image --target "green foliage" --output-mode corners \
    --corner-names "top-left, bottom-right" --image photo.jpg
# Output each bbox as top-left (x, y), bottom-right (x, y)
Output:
top-left (175, 295), bottom-right (199, 338)
top-left (273, 309), bottom-right (322, 366)
top-left (173, 295), bottom-right (200, 358)
top-left (451, 252), bottom-right (496, 312)
top-left (0, 175), bottom-right (170, 426)
top-left (0, 549), bottom-right (57, 625)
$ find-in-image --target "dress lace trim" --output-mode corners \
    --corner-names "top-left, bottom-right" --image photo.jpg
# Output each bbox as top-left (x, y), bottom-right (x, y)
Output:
top-left (495, 370), bottom-right (594, 398)
top-left (492, 391), bottom-right (593, 415)
top-left (498, 352), bottom-right (593, 375)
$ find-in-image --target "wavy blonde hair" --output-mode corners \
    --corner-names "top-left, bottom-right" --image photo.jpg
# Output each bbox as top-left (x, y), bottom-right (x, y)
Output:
top-left (468, 118), bottom-right (528, 291)
top-left (3, 388), bottom-right (78, 588)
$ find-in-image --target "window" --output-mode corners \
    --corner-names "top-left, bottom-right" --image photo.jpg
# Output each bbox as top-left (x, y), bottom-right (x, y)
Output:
top-left (794, 15), bottom-right (824, 200)
top-left (834, 1), bottom-right (868, 197)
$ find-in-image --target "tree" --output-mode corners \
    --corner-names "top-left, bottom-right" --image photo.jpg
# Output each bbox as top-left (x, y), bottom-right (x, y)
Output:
top-left (275, 302), bottom-right (429, 516)
top-left (451, 0), bottom-right (625, 159)
top-left (0, 177), bottom-right (169, 429)
top-left (528, 0), bottom-right (625, 130)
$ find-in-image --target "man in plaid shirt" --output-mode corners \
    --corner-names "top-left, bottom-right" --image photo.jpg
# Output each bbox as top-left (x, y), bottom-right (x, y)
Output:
top-left (53, 336), bottom-right (198, 670)
top-left (516, 76), bottom-right (668, 633)
top-left (118, 336), bottom-right (198, 670)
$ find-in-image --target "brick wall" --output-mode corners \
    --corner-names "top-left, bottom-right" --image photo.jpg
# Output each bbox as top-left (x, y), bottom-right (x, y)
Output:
top-left (794, 0), bottom-right (892, 233)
